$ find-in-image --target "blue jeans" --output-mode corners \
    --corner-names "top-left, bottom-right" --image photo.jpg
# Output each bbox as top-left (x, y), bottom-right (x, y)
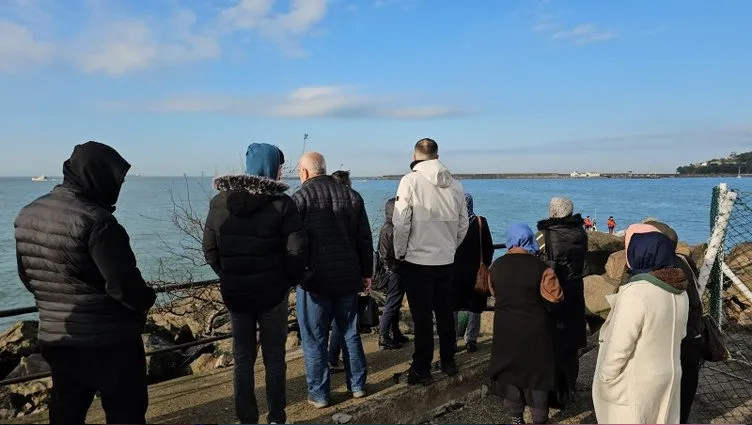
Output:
top-left (229, 299), bottom-right (288, 424)
top-left (297, 288), bottom-right (367, 402)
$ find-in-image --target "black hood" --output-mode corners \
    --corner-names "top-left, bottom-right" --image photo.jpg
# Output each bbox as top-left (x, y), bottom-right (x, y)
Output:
top-left (212, 174), bottom-right (289, 217)
top-left (537, 213), bottom-right (584, 231)
top-left (62, 141), bottom-right (130, 211)
top-left (384, 198), bottom-right (395, 223)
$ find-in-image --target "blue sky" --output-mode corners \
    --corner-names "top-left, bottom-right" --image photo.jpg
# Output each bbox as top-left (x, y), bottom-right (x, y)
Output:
top-left (0, 0), bottom-right (750, 177)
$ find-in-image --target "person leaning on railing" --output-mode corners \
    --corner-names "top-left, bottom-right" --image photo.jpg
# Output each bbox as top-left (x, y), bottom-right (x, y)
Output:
top-left (14, 141), bottom-right (156, 425)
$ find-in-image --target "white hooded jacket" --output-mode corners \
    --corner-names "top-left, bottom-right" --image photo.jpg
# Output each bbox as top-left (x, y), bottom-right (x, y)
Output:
top-left (393, 159), bottom-right (469, 266)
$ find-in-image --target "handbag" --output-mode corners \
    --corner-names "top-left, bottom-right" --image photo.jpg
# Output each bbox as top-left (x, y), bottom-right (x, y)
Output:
top-left (472, 217), bottom-right (494, 297)
top-left (700, 315), bottom-right (728, 362)
top-left (372, 251), bottom-right (391, 293)
top-left (358, 294), bottom-right (380, 329)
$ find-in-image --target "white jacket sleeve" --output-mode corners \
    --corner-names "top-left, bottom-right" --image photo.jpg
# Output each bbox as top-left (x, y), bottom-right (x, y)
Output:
top-left (455, 184), bottom-right (469, 247)
top-left (599, 289), bottom-right (645, 382)
top-left (393, 175), bottom-right (413, 260)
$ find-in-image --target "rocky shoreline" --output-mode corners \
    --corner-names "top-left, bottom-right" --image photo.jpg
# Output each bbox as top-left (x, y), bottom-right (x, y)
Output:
top-left (1, 233), bottom-right (750, 420)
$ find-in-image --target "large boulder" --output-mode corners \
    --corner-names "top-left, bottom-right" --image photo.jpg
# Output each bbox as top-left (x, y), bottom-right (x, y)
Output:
top-left (585, 232), bottom-right (625, 276)
top-left (584, 274), bottom-right (619, 319)
top-left (604, 250), bottom-right (628, 282)
top-left (0, 321), bottom-right (39, 379)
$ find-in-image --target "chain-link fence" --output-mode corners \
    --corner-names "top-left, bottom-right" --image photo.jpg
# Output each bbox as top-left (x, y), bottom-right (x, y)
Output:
top-left (694, 184), bottom-right (752, 424)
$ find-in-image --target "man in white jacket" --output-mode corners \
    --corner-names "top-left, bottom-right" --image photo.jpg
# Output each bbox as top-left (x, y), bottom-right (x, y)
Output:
top-left (393, 138), bottom-right (469, 385)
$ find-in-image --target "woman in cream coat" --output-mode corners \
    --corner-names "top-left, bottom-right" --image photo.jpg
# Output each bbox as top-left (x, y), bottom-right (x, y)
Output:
top-left (593, 229), bottom-right (689, 424)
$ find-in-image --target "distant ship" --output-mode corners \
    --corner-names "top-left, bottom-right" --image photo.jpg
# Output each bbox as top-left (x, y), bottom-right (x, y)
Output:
top-left (31, 175), bottom-right (49, 182)
top-left (738, 166), bottom-right (742, 179)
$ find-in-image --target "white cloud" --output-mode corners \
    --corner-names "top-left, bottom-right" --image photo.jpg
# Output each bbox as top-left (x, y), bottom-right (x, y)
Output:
top-left (1, 0), bottom-right (327, 75)
top-left (112, 86), bottom-right (467, 120)
top-left (220, 0), bottom-right (327, 55)
top-left (80, 21), bottom-right (157, 75)
top-left (0, 20), bottom-right (51, 70)
top-left (79, 10), bottom-right (221, 76)
top-left (551, 23), bottom-right (617, 44)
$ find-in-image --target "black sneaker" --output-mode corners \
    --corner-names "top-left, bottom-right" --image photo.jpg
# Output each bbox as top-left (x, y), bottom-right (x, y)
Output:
top-left (466, 341), bottom-right (478, 353)
top-left (379, 335), bottom-right (403, 350)
top-left (509, 415), bottom-right (525, 424)
top-left (406, 367), bottom-right (432, 385)
top-left (440, 361), bottom-right (458, 376)
top-left (392, 327), bottom-right (410, 344)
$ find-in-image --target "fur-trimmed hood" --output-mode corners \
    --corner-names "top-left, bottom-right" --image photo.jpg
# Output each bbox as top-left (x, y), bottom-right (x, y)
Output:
top-left (213, 174), bottom-right (289, 195)
top-left (537, 213), bottom-right (584, 231)
top-left (211, 174), bottom-right (290, 217)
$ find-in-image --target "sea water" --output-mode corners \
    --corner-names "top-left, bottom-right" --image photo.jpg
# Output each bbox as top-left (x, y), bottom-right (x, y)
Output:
top-left (2, 176), bottom-right (751, 331)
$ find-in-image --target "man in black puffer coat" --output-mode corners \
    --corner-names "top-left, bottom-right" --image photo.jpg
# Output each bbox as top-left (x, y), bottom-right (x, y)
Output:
top-left (536, 197), bottom-right (588, 409)
top-left (15, 141), bottom-right (156, 425)
top-left (203, 143), bottom-right (308, 424)
top-left (292, 152), bottom-right (373, 407)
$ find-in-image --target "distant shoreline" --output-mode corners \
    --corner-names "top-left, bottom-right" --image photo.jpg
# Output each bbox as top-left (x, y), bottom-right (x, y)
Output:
top-left (3, 173), bottom-right (748, 180)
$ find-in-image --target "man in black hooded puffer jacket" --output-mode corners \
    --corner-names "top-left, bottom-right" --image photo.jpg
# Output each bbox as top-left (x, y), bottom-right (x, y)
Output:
top-left (15, 141), bottom-right (156, 424)
top-left (203, 143), bottom-right (308, 424)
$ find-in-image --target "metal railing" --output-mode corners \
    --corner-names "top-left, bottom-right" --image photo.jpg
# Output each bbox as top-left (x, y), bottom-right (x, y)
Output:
top-left (0, 244), bottom-right (508, 387)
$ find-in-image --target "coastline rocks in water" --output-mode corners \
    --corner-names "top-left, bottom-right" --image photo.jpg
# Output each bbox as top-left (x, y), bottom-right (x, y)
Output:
top-left (5, 354), bottom-right (49, 379)
top-left (0, 377), bottom-right (52, 419)
top-left (585, 232), bottom-right (625, 276)
top-left (689, 243), bottom-right (707, 270)
top-left (584, 274), bottom-right (620, 319)
top-left (142, 334), bottom-right (190, 384)
top-left (604, 250), bottom-right (628, 282)
top-left (727, 242), bottom-right (752, 288)
top-left (189, 353), bottom-right (217, 374)
top-left (0, 321), bottom-right (39, 379)
top-left (286, 332), bottom-right (301, 350)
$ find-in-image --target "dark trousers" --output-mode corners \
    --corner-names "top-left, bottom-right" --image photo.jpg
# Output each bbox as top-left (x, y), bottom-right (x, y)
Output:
top-left (40, 339), bottom-right (148, 425)
top-left (680, 337), bottom-right (703, 424)
top-left (401, 262), bottom-right (456, 374)
top-left (502, 384), bottom-right (549, 424)
top-left (379, 272), bottom-right (405, 336)
top-left (230, 298), bottom-right (288, 424)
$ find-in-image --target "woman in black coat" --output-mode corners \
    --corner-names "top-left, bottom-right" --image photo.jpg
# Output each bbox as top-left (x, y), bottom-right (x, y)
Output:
top-left (536, 197), bottom-right (587, 409)
top-left (452, 193), bottom-right (493, 352)
top-left (489, 223), bottom-right (563, 424)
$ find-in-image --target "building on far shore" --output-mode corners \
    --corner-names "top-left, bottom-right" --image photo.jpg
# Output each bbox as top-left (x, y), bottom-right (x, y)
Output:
top-left (570, 171), bottom-right (601, 178)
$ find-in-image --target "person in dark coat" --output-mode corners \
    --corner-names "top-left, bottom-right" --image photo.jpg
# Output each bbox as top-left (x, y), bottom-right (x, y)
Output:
top-left (489, 223), bottom-right (564, 424)
top-left (644, 220), bottom-right (705, 424)
top-left (452, 193), bottom-right (492, 353)
top-left (292, 152), bottom-right (373, 407)
top-left (376, 198), bottom-right (409, 349)
top-left (535, 197), bottom-right (587, 408)
top-left (203, 143), bottom-right (308, 424)
top-left (15, 141), bottom-right (156, 425)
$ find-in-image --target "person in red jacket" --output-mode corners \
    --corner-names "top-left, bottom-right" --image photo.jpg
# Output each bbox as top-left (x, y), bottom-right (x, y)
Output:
top-left (607, 216), bottom-right (617, 234)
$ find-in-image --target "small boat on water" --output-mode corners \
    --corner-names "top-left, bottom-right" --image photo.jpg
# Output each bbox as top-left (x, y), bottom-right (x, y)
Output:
top-left (31, 175), bottom-right (49, 182)
top-left (738, 166), bottom-right (742, 179)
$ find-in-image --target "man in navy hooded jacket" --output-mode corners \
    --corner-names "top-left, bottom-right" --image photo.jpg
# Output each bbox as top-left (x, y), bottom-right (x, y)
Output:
top-left (203, 143), bottom-right (308, 424)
